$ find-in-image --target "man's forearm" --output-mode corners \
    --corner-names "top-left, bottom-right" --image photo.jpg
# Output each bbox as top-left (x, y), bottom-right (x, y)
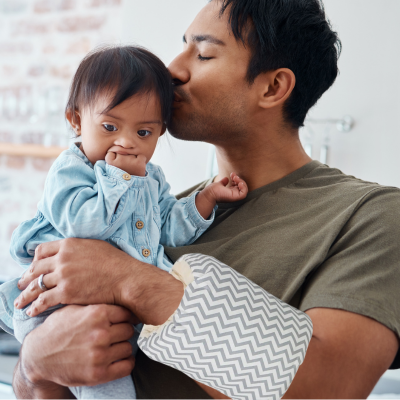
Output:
top-left (117, 257), bottom-right (184, 326)
top-left (13, 360), bottom-right (74, 400)
top-left (282, 308), bottom-right (399, 399)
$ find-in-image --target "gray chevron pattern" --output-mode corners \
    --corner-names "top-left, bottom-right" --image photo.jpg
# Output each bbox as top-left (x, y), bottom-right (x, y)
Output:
top-left (138, 254), bottom-right (313, 400)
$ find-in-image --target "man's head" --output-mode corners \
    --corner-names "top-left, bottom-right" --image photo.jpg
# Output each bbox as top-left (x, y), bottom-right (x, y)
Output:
top-left (168, 0), bottom-right (341, 144)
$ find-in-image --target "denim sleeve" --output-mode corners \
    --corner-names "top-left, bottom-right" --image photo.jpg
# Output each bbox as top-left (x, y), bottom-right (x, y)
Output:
top-left (39, 157), bottom-right (146, 240)
top-left (154, 166), bottom-right (216, 247)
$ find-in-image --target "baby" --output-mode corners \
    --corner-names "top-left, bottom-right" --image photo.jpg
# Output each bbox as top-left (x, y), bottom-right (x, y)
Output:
top-left (0, 46), bottom-right (248, 399)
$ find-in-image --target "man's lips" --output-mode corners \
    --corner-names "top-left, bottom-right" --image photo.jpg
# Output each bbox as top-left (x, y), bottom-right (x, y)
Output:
top-left (173, 88), bottom-right (189, 103)
top-left (173, 93), bottom-right (183, 103)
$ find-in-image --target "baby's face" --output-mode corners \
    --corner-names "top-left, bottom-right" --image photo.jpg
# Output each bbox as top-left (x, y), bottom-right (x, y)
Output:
top-left (74, 91), bottom-right (165, 166)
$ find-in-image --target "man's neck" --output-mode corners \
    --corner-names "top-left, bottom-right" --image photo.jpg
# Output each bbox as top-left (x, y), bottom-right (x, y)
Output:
top-left (214, 130), bottom-right (312, 192)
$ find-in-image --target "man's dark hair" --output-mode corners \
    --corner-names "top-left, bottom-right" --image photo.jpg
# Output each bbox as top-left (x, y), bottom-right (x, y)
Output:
top-left (214, 0), bottom-right (341, 128)
top-left (66, 45), bottom-right (173, 125)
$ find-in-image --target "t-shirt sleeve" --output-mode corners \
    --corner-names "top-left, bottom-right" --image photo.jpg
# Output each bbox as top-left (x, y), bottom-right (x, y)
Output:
top-left (299, 187), bottom-right (400, 367)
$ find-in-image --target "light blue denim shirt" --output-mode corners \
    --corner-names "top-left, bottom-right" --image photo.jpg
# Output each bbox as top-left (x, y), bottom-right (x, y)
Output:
top-left (0, 143), bottom-right (216, 335)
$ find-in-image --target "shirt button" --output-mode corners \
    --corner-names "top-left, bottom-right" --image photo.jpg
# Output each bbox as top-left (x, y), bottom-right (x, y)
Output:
top-left (136, 221), bottom-right (144, 230)
top-left (142, 249), bottom-right (151, 257)
top-left (122, 173), bottom-right (131, 181)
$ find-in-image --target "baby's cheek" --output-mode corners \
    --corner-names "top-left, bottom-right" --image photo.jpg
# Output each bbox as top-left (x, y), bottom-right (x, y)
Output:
top-left (82, 134), bottom-right (110, 163)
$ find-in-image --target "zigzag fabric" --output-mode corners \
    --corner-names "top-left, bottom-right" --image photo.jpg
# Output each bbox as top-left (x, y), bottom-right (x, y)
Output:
top-left (138, 254), bottom-right (313, 400)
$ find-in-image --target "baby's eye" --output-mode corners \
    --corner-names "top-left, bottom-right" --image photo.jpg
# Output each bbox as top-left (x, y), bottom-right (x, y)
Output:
top-left (103, 124), bottom-right (117, 132)
top-left (138, 130), bottom-right (151, 137)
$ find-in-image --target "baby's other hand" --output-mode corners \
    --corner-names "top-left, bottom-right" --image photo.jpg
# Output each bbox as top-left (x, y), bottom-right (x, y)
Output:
top-left (209, 173), bottom-right (248, 203)
top-left (106, 151), bottom-right (147, 177)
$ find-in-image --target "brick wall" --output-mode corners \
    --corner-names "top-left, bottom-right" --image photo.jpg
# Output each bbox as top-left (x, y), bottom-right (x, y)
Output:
top-left (0, 0), bottom-right (123, 279)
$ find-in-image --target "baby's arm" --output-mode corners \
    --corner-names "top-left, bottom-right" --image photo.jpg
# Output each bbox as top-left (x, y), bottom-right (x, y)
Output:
top-left (195, 173), bottom-right (248, 220)
top-left (156, 168), bottom-right (248, 247)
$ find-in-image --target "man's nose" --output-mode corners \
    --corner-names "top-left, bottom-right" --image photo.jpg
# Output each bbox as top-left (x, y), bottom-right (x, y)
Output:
top-left (168, 51), bottom-right (190, 85)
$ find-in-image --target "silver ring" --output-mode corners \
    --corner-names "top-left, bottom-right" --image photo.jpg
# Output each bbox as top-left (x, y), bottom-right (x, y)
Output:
top-left (38, 274), bottom-right (48, 292)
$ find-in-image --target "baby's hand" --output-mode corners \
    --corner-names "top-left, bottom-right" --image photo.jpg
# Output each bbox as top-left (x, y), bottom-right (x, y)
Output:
top-left (207, 173), bottom-right (248, 203)
top-left (106, 151), bottom-right (147, 177)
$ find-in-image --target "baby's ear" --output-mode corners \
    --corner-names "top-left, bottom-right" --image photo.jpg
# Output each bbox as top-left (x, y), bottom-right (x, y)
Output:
top-left (65, 109), bottom-right (82, 136)
top-left (160, 124), bottom-right (167, 136)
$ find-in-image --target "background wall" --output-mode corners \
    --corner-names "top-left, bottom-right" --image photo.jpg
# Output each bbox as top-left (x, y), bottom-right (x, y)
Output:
top-left (307, 0), bottom-right (400, 188)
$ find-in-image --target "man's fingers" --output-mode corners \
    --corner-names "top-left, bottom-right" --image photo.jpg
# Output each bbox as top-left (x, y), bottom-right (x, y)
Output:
top-left (18, 257), bottom-right (56, 290)
top-left (107, 356), bottom-right (136, 382)
top-left (33, 240), bottom-right (62, 262)
top-left (106, 305), bottom-right (134, 324)
top-left (27, 288), bottom-right (61, 317)
top-left (15, 272), bottom-right (57, 309)
top-left (109, 341), bottom-right (134, 362)
top-left (109, 323), bottom-right (136, 344)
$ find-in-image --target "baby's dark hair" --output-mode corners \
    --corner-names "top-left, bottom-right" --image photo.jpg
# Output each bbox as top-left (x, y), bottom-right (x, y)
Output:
top-left (66, 45), bottom-right (173, 126)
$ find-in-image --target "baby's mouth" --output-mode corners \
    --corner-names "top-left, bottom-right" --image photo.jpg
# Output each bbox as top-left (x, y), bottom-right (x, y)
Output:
top-left (108, 146), bottom-right (137, 156)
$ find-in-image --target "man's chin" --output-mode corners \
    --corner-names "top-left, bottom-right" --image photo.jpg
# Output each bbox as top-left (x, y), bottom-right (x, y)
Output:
top-left (168, 112), bottom-right (202, 141)
top-left (168, 124), bottom-right (200, 142)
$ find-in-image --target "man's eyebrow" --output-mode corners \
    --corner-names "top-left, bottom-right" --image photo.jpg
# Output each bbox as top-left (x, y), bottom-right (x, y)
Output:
top-left (183, 34), bottom-right (226, 46)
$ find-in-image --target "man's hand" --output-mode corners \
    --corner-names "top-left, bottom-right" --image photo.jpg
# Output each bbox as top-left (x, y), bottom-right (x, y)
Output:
top-left (282, 308), bottom-right (399, 399)
top-left (13, 304), bottom-right (135, 399)
top-left (16, 239), bottom-right (137, 317)
top-left (105, 151), bottom-right (146, 176)
top-left (16, 239), bottom-right (184, 326)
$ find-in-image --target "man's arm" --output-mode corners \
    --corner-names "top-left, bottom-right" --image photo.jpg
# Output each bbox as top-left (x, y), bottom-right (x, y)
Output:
top-left (194, 308), bottom-right (398, 400)
top-left (16, 239), bottom-right (184, 321)
top-left (283, 308), bottom-right (399, 399)
top-left (14, 239), bottom-right (399, 399)
top-left (13, 360), bottom-right (74, 400)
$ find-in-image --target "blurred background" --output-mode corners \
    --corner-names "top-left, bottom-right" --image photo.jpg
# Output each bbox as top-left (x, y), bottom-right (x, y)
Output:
top-left (0, 0), bottom-right (400, 397)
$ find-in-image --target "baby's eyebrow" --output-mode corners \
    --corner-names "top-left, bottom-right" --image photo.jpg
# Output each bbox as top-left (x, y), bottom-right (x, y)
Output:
top-left (140, 120), bottom-right (163, 125)
top-left (100, 113), bottom-right (162, 125)
top-left (101, 112), bottom-right (123, 120)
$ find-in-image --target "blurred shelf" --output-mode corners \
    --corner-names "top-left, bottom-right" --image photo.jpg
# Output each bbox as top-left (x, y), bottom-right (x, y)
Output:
top-left (0, 143), bottom-right (67, 158)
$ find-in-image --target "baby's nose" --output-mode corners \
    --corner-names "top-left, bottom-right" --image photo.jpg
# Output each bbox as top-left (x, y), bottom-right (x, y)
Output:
top-left (115, 135), bottom-right (136, 148)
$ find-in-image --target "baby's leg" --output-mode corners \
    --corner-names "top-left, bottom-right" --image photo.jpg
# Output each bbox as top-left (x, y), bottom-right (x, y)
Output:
top-left (13, 304), bottom-right (65, 343)
top-left (70, 376), bottom-right (136, 399)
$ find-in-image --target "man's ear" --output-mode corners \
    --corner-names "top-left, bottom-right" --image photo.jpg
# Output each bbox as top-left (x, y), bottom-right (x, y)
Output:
top-left (256, 68), bottom-right (296, 109)
top-left (160, 124), bottom-right (167, 137)
top-left (65, 109), bottom-right (82, 136)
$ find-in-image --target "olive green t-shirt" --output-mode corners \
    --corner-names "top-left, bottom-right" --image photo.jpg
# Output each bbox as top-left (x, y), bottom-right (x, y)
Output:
top-left (133, 160), bottom-right (400, 399)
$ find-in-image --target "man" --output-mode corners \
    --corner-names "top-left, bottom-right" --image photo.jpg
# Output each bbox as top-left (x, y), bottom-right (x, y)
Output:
top-left (13, 0), bottom-right (400, 398)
